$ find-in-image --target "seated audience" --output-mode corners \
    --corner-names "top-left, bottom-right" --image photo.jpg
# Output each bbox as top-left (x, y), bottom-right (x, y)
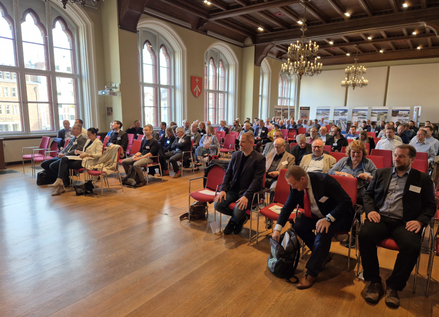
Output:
top-left (214, 133), bottom-right (265, 235)
top-left (126, 120), bottom-right (144, 139)
top-left (396, 125), bottom-right (409, 144)
top-left (273, 166), bottom-right (354, 289)
top-left (194, 126), bottom-right (219, 169)
top-left (206, 120), bottom-right (212, 127)
top-left (318, 126), bottom-right (329, 143)
top-left (358, 131), bottom-right (375, 151)
top-left (313, 119), bottom-right (321, 130)
top-left (57, 120), bottom-right (72, 141)
top-left (375, 127), bottom-right (402, 154)
top-left (182, 120), bottom-right (190, 135)
top-left (265, 138), bottom-right (295, 190)
top-left (252, 118), bottom-right (259, 130)
top-left (359, 145), bottom-right (435, 308)
top-left (403, 123), bottom-right (415, 140)
top-left (198, 122), bottom-right (207, 136)
top-left (254, 120), bottom-right (269, 145)
top-left (423, 125), bottom-right (439, 155)
top-left (106, 121), bottom-right (114, 137)
top-left (267, 124), bottom-right (280, 142)
top-left (75, 119), bottom-right (87, 138)
top-left (264, 130), bottom-right (290, 155)
top-left (236, 122), bottom-right (254, 150)
top-left (367, 121), bottom-right (378, 134)
top-left (41, 124), bottom-right (87, 194)
top-left (218, 120), bottom-right (229, 134)
top-left (290, 134), bottom-right (312, 165)
top-left (122, 124), bottom-right (159, 187)
top-left (164, 127), bottom-right (191, 178)
top-left (230, 120), bottom-right (241, 133)
top-left (300, 140), bottom-right (336, 173)
top-left (159, 127), bottom-right (175, 152)
top-left (306, 127), bottom-right (322, 144)
top-left (158, 122), bottom-right (167, 139)
top-left (345, 126), bottom-right (360, 140)
top-left (106, 120), bottom-right (128, 157)
top-left (326, 126), bottom-right (348, 152)
top-left (409, 129), bottom-right (435, 163)
top-left (190, 123), bottom-right (201, 147)
top-left (409, 120), bottom-right (418, 133)
top-left (265, 118), bottom-right (273, 130)
top-left (169, 121), bottom-right (178, 133)
top-left (79, 128), bottom-right (103, 181)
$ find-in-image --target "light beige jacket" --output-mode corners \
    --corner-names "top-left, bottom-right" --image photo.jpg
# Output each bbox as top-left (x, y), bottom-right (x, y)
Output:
top-left (299, 153), bottom-right (336, 173)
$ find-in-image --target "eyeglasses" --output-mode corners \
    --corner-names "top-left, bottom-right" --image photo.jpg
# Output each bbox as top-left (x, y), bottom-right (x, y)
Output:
top-left (312, 146), bottom-right (323, 149)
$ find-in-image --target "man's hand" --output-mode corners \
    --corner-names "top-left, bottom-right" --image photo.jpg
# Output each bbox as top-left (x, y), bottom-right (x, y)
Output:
top-left (272, 230), bottom-right (281, 242)
top-left (236, 196), bottom-right (249, 210)
top-left (368, 211), bottom-right (381, 223)
top-left (406, 220), bottom-right (422, 233)
top-left (133, 156), bottom-right (141, 162)
top-left (215, 191), bottom-right (227, 203)
top-left (268, 171), bottom-right (279, 178)
top-left (205, 144), bottom-right (209, 149)
top-left (79, 153), bottom-right (87, 159)
top-left (58, 153), bottom-right (65, 158)
top-left (316, 218), bottom-right (331, 233)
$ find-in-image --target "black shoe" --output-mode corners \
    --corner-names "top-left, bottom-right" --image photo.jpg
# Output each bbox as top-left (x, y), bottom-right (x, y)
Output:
top-left (223, 220), bottom-right (236, 235)
top-left (385, 288), bottom-right (400, 308)
top-left (345, 235), bottom-right (356, 248)
top-left (365, 282), bottom-right (384, 304)
top-left (266, 218), bottom-right (273, 230)
top-left (233, 214), bottom-right (250, 234)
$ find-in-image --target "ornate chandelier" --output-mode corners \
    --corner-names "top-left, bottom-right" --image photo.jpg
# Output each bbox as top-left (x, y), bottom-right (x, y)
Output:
top-left (46, 0), bottom-right (103, 9)
top-left (281, 1), bottom-right (322, 80)
top-left (341, 55), bottom-right (368, 90)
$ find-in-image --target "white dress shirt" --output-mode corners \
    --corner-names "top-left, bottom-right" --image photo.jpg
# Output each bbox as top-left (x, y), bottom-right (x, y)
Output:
top-left (375, 138), bottom-right (402, 153)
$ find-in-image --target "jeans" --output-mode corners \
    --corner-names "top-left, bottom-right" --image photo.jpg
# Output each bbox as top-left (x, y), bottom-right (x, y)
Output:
top-left (359, 217), bottom-right (421, 291)
top-left (195, 146), bottom-right (209, 161)
top-left (294, 215), bottom-right (344, 278)
top-left (41, 156), bottom-right (82, 185)
top-left (122, 157), bottom-right (152, 182)
top-left (214, 190), bottom-right (251, 223)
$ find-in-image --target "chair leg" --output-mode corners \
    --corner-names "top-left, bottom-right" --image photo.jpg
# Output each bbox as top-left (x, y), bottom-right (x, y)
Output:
top-left (22, 159), bottom-right (25, 173)
top-left (101, 175), bottom-right (104, 195)
top-left (188, 195), bottom-right (191, 223)
top-left (413, 254), bottom-right (421, 294)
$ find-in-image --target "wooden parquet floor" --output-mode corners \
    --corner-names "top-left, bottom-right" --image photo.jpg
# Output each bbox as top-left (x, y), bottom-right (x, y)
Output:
top-left (0, 164), bottom-right (438, 317)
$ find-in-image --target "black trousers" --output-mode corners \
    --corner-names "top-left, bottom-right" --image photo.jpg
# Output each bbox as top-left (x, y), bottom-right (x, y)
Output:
top-left (41, 157), bottom-right (83, 185)
top-left (359, 217), bottom-right (421, 291)
top-left (165, 151), bottom-right (183, 173)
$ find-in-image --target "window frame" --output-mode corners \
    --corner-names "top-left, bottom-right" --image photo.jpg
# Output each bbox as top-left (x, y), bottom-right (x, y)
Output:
top-left (278, 73), bottom-right (296, 118)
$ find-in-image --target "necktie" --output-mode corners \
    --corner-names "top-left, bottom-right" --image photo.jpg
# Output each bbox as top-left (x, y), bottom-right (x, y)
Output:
top-left (303, 188), bottom-right (313, 218)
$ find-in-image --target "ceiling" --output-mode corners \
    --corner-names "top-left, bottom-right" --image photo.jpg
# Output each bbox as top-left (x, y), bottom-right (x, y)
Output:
top-left (139, 0), bottom-right (439, 66)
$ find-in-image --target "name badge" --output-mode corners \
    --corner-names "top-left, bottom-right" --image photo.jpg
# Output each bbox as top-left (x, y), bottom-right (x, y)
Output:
top-left (409, 185), bottom-right (421, 194)
top-left (281, 161), bottom-right (288, 165)
top-left (145, 146), bottom-right (150, 149)
top-left (191, 136), bottom-right (194, 140)
top-left (117, 137), bottom-right (121, 140)
top-left (319, 196), bottom-right (329, 203)
top-left (333, 143), bottom-right (337, 147)
top-left (73, 141), bottom-right (77, 145)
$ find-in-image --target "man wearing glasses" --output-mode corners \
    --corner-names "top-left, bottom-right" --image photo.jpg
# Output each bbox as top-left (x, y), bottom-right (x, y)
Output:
top-left (300, 140), bottom-right (336, 173)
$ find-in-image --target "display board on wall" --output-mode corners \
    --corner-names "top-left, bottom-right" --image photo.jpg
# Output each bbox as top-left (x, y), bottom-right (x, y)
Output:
top-left (391, 108), bottom-right (410, 123)
top-left (334, 108), bottom-right (348, 131)
top-left (274, 106), bottom-right (282, 119)
top-left (370, 108), bottom-right (388, 123)
top-left (316, 108), bottom-right (330, 123)
top-left (352, 108), bottom-right (368, 123)
top-left (300, 107), bottom-right (310, 120)
top-left (274, 106), bottom-right (294, 120)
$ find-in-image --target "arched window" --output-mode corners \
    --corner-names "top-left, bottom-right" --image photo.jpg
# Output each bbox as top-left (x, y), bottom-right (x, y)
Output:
top-left (139, 30), bottom-right (175, 127)
top-left (259, 59), bottom-right (271, 120)
top-left (278, 73), bottom-right (296, 118)
top-left (205, 49), bottom-right (229, 124)
top-left (0, 1), bottom-right (83, 134)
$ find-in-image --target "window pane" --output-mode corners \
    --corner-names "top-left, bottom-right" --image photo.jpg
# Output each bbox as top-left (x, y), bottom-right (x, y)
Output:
top-left (28, 103), bottom-right (52, 131)
top-left (218, 93), bottom-right (225, 123)
top-left (143, 86), bottom-right (157, 126)
top-left (208, 92), bottom-right (216, 123)
top-left (22, 13), bottom-right (47, 70)
top-left (56, 77), bottom-right (76, 104)
top-left (58, 104), bottom-right (76, 128)
top-left (209, 59), bottom-right (216, 90)
top-left (26, 75), bottom-right (49, 102)
top-left (143, 41), bottom-right (156, 84)
top-left (53, 21), bottom-right (73, 73)
top-left (0, 71), bottom-right (19, 102)
top-left (159, 46), bottom-right (170, 85)
top-left (218, 61), bottom-right (225, 91)
top-left (0, 102), bottom-right (22, 132)
top-left (0, 8), bottom-right (16, 66)
top-left (160, 88), bottom-right (171, 123)
top-left (52, 21), bottom-right (71, 49)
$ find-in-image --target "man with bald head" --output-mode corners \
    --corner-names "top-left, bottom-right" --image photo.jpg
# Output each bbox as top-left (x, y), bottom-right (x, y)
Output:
top-left (215, 133), bottom-right (266, 235)
top-left (300, 140), bottom-right (336, 173)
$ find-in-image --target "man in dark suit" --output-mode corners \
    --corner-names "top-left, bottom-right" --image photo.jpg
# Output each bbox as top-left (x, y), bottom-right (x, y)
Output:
top-left (57, 120), bottom-right (72, 141)
top-left (254, 120), bottom-right (269, 145)
top-left (273, 166), bottom-right (353, 289)
top-left (359, 144), bottom-right (435, 308)
top-left (290, 134), bottom-right (312, 165)
top-left (106, 120), bottom-right (129, 156)
top-left (325, 126), bottom-right (348, 152)
top-left (214, 133), bottom-right (266, 235)
top-left (164, 127), bottom-right (191, 178)
top-left (126, 120), bottom-right (144, 139)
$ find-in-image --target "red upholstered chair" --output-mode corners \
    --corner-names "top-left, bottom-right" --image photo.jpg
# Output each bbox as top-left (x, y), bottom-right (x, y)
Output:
top-left (229, 131), bottom-right (239, 139)
top-left (216, 131), bottom-right (225, 144)
top-left (426, 210), bottom-right (439, 296)
top-left (126, 133), bottom-right (135, 155)
top-left (281, 129), bottom-right (288, 140)
top-left (22, 136), bottom-right (51, 174)
top-left (119, 139), bottom-right (142, 164)
top-left (416, 152), bottom-right (428, 161)
top-left (170, 140), bottom-right (194, 176)
top-left (367, 132), bottom-right (376, 138)
top-left (251, 169), bottom-right (298, 243)
top-left (214, 127), bottom-right (218, 134)
top-left (97, 135), bottom-right (101, 140)
top-left (347, 138), bottom-right (354, 144)
top-left (219, 134), bottom-right (236, 157)
top-left (326, 125), bottom-right (331, 131)
top-left (324, 145), bottom-right (332, 153)
top-left (88, 146), bottom-right (124, 195)
top-left (298, 127), bottom-right (307, 135)
top-left (288, 129), bottom-right (297, 142)
top-left (69, 167), bottom-right (85, 186)
top-left (365, 142), bottom-right (370, 154)
top-left (367, 155), bottom-right (384, 169)
top-left (142, 156), bottom-right (163, 185)
top-left (33, 141), bottom-right (60, 176)
top-left (371, 149), bottom-right (393, 168)
top-left (187, 165), bottom-right (226, 222)
top-left (341, 146), bottom-right (347, 154)
top-left (412, 159), bottom-right (428, 173)
top-left (329, 152), bottom-right (347, 162)
top-left (102, 136), bottom-right (110, 151)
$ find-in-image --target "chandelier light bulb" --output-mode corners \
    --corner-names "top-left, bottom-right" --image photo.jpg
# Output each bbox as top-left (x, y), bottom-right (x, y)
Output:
top-left (341, 58), bottom-right (368, 90)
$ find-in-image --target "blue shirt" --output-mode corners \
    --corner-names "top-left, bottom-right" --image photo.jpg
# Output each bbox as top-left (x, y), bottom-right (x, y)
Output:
top-left (345, 133), bottom-right (359, 139)
top-left (379, 168), bottom-right (410, 220)
top-left (409, 138), bottom-right (436, 163)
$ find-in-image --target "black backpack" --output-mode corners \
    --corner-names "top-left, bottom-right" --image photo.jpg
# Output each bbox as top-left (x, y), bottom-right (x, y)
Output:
top-left (74, 180), bottom-right (96, 196)
top-left (36, 170), bottom-right (56, 186)
top-left (267, 228), bottom-right (301, 283)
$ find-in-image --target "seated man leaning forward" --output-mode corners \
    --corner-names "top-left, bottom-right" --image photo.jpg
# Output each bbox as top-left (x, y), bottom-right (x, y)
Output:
top-left (359, 144), bottom-right (435, 309)
top-left (214, 133), bottom-right (266, 235)
top-left (272, 166), bottom-right (354, 289)
top-left (122, 124), bottom-right (159, 187)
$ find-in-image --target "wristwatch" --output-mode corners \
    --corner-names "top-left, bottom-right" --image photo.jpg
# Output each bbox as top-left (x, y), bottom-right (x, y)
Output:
top-left (325, 216), bottom-right (332, 223)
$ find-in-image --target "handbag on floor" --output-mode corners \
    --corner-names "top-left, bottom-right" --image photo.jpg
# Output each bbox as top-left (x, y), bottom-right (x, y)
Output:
top-left (36, 171), bottom-right (56, 186)
top-left (74, 180), bottom-right (95, 196)
top-left (267, 228), bottom-right (301, 283)
top-left (180, 201), bottom-right (208, 221)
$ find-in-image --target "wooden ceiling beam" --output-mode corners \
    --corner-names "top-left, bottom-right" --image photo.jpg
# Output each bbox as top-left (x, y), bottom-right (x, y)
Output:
top-left (388, 0), bottom-right (399, 13)
top-left (402, 28), bottom-right (408, 36)
top-left (209, 0), bottom-right (228, 11)
top-left (276, 6), bottom-right (301, 23)
top-left (298, 2), bottom-right (327, 24)
top-left (160, 0), bottom-right (209, 19)
top-left (212, 20), bottom-right (253, 37)
top-left (381, 31), bottom-right (387, 38)
top-left (209, 0), bottom-right (301, 20)
top-left (255, 11), bottom-right (290, 30)
top-left (256, 7), bottom-right (439, 44)
top-left (320, 48), bottom-right (334, 56)
top-left (388, 42), bottom-right (396, 50)
top-left (238, 15), bottom-right (272, 32)
top-left (371, 44), bottom-right (380, 52)
top-left (421, 0), bottom-right (427, 9)
top-left (353, 45), bottom-right (363, 53)
top-left (407, 39), bottom-right (413, 49)
top-left (235, 0), bottom-right (247, 6)
top-left (356, 0), bottom-right (373, 17)
top-left (341, 36), bottom-right (349, 43)
top-left (325, 0), bottom-right (347, 19)
top-left (427, 37), bottom-right (432, 48)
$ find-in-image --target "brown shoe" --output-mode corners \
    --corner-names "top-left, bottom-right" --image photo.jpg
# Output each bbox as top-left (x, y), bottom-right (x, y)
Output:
top-left (364, 282), bottom-right (384, 304)
top-left (385, 288), bottom-right (400, 308)
top-left (321, 253), bottom-right (333, 270)
top-left (296, 274), bottom-right (316, 290)
top-left (136, 180), bottom-right (147, 187)
top-left (163, 171), bottom-right (169, 176)
top-left (172, 172), bottom-right (181, 178)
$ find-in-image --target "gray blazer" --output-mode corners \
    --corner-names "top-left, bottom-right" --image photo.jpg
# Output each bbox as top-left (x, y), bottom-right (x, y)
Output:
top-left (61, 135), bottom-right (87, 156)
